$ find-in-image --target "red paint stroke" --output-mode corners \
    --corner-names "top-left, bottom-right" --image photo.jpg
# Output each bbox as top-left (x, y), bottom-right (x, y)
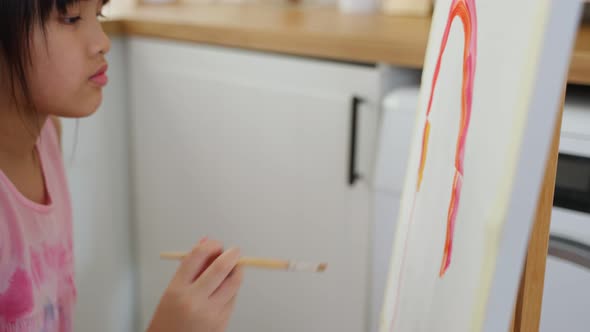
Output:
top-left (389, 0), bottom-right (477, 329)
top-left (420, 0), bottom-right (478, 278)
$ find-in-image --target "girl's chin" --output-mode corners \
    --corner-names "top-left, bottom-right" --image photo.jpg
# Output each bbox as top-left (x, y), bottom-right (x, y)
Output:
top-left (54, 93), bottom-right (103, 119)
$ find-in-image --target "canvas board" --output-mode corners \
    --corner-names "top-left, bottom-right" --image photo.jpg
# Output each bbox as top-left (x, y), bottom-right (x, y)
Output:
top-left (379, 1), bottom-right (583, 331)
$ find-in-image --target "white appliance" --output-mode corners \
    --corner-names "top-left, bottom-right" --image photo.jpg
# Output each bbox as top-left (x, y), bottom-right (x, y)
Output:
top-left (372, 86), bottom-right (420, 332)
top-left (372, 85), bottom-right (590, 332)
top-left (541, 86), bottom-right (590, 332)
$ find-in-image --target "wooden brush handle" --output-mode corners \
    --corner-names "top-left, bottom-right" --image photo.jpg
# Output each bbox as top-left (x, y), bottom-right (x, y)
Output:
top-left (159, 252), bottom-right (326, 272)
top-left (159, 252), bottom-right (290, 270)
top-left (237, 257), bottom-right (290, 270)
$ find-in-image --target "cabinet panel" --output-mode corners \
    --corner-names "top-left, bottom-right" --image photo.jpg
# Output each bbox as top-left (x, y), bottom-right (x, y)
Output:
top-left (129, 38), bottom-right (379, 332)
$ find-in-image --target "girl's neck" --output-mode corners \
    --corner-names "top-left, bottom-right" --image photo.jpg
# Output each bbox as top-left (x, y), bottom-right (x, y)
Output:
top-left (0, 101), bottom-right (47, 162)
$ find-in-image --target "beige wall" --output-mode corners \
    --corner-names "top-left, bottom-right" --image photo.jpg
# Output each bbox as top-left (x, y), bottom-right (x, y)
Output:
top-left (104, 0), bottom-right (136, 16)
top-left (179, 0), bottom-right (338, 5)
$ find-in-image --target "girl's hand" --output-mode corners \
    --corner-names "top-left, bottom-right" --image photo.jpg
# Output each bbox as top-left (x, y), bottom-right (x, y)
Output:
top-left (147, 239), bottom-right (244, 332)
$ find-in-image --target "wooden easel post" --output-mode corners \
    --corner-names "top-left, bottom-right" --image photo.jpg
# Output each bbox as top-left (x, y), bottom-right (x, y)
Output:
top-left (510, 86), bottom-right (567, 332)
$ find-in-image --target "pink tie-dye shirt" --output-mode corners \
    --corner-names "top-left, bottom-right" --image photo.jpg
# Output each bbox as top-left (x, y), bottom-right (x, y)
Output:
top-left (0, 119), bottom-right (76, 332)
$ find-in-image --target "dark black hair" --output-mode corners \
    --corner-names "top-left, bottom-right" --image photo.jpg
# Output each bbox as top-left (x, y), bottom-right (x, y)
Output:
top-left (0, 0), bottom-right (109, 110)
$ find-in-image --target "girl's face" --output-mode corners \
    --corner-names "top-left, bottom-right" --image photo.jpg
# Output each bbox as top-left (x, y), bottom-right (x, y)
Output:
top-left (28, 0), bottom-right (111, 118)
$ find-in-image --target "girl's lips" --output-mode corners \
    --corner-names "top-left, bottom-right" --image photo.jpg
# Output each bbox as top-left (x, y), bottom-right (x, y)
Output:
top-left (90, 64), bottom-right (108, 87)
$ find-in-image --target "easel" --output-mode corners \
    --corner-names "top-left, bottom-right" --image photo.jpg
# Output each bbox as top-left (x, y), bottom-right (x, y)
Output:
top-left (510, 85), bottom-right (567, 332)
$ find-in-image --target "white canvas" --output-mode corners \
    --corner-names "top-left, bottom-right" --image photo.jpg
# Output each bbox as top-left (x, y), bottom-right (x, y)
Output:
top-left (379, 1), bottom-right (583, 331)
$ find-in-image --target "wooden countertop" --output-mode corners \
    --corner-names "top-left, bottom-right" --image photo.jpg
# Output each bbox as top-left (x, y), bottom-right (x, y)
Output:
top-left (102, 4), bottom-right (590, 86)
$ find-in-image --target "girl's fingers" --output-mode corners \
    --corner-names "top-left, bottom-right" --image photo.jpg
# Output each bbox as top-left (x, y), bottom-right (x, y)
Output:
top-left (210, 265), bottom-right (244, 307)
top-left (192, 247), bottom-right (241, 296)
top-left (175, 239), bottom-right (223, 284)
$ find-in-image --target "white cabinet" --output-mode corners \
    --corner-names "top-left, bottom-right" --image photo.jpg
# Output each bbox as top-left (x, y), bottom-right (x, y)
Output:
top-left (129, 38), bottom-right (380, 332)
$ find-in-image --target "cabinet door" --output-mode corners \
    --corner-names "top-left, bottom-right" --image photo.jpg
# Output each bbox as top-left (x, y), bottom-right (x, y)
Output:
top-left (129, 38), bottom-right (379, 332)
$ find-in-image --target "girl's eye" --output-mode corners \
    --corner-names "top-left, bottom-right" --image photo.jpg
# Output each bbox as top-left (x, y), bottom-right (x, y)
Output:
top-left (62, 16), bottom-right (82, 25)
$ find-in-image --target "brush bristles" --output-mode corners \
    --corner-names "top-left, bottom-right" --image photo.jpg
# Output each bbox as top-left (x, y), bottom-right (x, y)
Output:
top-left (288, 261), bottom-right (328, 272)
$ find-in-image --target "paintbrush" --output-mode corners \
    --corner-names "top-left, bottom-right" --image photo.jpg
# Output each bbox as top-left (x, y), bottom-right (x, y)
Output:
top-left (160, 252), bottom-right (328, 273)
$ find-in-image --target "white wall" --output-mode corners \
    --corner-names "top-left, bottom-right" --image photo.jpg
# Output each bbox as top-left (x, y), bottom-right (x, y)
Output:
top-left (62, 38), bottom-right (136, 332)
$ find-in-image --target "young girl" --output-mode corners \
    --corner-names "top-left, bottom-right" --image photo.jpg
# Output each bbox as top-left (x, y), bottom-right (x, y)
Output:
top-left (0, 0), bottom-right (244, 331)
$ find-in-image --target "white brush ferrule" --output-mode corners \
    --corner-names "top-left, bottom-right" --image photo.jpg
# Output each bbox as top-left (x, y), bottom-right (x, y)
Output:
top-left (288, 261), bottom-right (318, 272)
